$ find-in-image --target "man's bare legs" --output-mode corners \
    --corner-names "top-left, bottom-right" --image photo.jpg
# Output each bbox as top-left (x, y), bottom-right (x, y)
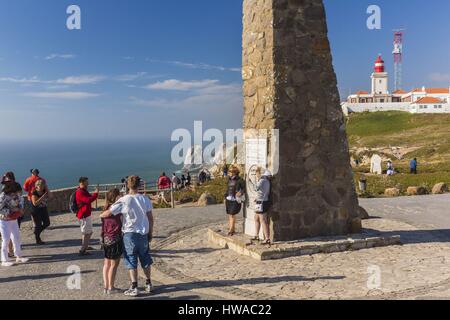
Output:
top-left (81, 233), bottom-right (92, 252)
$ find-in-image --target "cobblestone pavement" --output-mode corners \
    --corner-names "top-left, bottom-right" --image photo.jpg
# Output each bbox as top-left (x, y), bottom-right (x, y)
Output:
top-left (2, 195), bottom-right (450, 300)
top-left (153, 218), bottom-right (450, 300)
top-left (360, 194), bottom-right (450, 231)
top-left (0, 206), bottom-right (226, 300)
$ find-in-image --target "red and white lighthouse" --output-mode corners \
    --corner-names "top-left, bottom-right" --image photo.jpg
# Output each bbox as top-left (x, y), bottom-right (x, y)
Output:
top-left (371, 54), bottom-right (389, 95)
top-left (374, 55), bottom-right (385, 73)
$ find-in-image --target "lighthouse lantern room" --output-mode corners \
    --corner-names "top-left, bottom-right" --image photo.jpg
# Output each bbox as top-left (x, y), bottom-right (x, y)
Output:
top-left (371, 55), bottom-right (389, 95)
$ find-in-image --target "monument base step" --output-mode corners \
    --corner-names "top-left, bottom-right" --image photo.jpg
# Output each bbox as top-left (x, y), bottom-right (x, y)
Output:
top-left (207, 227), bottom-right (402, 261)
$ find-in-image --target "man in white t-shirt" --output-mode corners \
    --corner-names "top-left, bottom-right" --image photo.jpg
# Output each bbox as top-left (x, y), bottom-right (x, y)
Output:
top-left (101, 175), bottom-right (154, 297)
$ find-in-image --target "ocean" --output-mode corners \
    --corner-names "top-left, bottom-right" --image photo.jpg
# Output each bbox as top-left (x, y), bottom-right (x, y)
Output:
top-left (0, 139), bottom-right (181, 189)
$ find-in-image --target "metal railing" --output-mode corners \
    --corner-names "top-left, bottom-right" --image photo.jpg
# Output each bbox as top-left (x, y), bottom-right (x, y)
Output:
top-left (87, 180), bottom-right (176, 209)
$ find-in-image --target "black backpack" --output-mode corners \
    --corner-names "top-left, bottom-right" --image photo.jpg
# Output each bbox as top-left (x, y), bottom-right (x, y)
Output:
top-left (69, 190), bottom-right (79, 214)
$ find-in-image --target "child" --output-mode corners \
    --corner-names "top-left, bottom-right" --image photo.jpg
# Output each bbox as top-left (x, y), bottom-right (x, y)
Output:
top-left (0, 179), bottom-right (29, 267)
top-left (101, 188), bottom-right (123, 294)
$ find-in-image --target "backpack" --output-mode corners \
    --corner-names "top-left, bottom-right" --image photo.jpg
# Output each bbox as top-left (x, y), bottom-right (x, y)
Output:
top-left (69, 190), bottom-right (79, 215)
top-left (176, 177), bottom-right (181, 185)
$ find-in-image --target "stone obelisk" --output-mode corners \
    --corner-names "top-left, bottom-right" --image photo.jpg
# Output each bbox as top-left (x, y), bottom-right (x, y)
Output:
top-left (242, 0), bottom-right (361, 241)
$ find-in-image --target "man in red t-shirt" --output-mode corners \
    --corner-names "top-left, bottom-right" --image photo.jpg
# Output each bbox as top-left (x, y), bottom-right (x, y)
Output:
top-left (157, 172), bottom-right (171, 205)
top-left (76, 177), bottom-right (98, 256)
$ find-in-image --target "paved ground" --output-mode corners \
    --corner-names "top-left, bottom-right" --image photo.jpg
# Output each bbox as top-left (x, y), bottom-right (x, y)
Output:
top-left (0, 206), bottom-right (225, 300)
top-left (153, 218), bottom-right (450, 300)
top-left (1, 194), bottom-right (450, 300)
top-left (361, 194), bottom-right (450, 231)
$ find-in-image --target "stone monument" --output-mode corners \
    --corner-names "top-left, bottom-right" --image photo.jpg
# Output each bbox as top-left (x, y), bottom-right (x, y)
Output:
top-left (242, 0), bottom-right (360, 241)
top-left (370, 154), bottom-right (383, 175)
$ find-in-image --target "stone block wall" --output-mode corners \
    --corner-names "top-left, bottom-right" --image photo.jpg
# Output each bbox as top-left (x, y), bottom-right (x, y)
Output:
top-left (243, 0), bottom-right (360, 241)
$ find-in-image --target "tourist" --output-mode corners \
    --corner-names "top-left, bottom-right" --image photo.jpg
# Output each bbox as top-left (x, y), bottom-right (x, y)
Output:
top-left (0, 175), bottom-right (29, 267)
top-left (181, 174), bottom-right (186, 188)
top-left (410, 158), bottom-right (418, 174)
top-left (224, 165), bottom-right (245, 236)
top-left (222, 164), bottom-right (229, 178)
top-left (100, 188), bottom-right (123, 294)
top-left (100, 176), bottom-right (154, 297)
top-left (120, 177), bottom-right (128, 195)
top-left (252, 168), bottom-right (272, 245)
top-left (171, 173), bottom-right (180, 190)
top-left (24, 169), bottom-right (49, 201)
top-left (386, 161), bottom-right (395, 176)
top-left (31, 179), bottom-right (50, 245)
top-left (75, 177), bottom-right (99, 256)
top-left (2, 172), bottom-right (19, 257)
top-left (186, 172), bottom-right (192, 187)
top-left (157, 172), bottom-right (171, 205)
top-left (199, 170), bottom-right (207, 184)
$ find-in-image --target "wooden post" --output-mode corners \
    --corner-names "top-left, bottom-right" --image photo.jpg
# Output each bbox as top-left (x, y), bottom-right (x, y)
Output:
top-left (171, 185), bottom-right (175, 209)
top-left (95, 184), bottom-right (99, 209)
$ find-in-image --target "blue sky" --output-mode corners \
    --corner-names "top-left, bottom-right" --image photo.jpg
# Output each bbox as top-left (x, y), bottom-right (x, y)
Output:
top-left (0, 0), bottom-right (449, 141)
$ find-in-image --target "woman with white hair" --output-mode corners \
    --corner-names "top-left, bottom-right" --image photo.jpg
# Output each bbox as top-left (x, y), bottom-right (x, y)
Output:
top-left (252, 168), bottom-right (272, 245)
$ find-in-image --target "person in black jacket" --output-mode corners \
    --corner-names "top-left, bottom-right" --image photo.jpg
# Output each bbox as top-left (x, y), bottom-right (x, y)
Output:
top-left (224, 166), bottom-right (245, 236)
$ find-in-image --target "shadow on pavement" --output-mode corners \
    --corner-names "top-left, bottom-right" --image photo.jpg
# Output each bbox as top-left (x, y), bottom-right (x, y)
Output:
top-left (153, 275), bottom-right (345, 296)
top-left (364, 228), bottom-right (450, 245)
top-left (155, 248), bottom-right (222, 255)
top-left (0, 270), bottom-right (95, 283)
top-left (23, 238), bottom-right (101, 250)
top-left (24, 251), bottom-right (102, 265)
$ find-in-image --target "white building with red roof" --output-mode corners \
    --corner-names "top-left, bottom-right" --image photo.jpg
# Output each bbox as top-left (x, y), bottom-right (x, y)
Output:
top-left (342, 55), bottom-right (450, 114)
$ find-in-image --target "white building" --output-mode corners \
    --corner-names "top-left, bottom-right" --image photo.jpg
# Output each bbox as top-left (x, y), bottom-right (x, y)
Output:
top-left (342, 55), bottom-right (450, 115)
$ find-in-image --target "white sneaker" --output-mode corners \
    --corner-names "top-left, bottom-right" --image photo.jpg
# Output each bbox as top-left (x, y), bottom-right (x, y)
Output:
top-left (124, 286), bottom-right (139, 297)
top-left (1, 261), bottom-right (15, 267)
top-left (145, 282), bottom-right (153, 293)
top-left (16, 257), bottom-right (29, 264)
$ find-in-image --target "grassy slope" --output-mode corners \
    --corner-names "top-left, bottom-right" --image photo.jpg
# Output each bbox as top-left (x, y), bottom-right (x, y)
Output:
top-left (347, 111), bottom-right (450, 196)
top-left (163, 112), bottom-right (450, 202)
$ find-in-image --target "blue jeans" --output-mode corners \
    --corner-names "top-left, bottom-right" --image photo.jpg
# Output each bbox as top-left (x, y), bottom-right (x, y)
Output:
top-left (123, 233), bottom-right (153, 270)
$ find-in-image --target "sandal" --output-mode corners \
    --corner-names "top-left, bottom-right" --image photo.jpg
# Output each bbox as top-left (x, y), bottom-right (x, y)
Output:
top-left (262, 240), bottom-right (271, 246)
top-left (251, 236), bottom-right (260, 241)
top-left (227, 231), bottom-right (235, 236)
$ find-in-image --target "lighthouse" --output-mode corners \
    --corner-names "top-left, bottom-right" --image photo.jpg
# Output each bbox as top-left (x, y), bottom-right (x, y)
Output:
top-left (371, 55), bottom-right (389, 95)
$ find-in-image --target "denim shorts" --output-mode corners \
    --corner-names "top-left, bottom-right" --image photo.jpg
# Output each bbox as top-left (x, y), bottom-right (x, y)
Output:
top-left (123, 233), bottom-right (153, 270)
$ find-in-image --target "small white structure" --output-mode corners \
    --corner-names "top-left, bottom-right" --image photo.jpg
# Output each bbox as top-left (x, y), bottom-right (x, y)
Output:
top-left (370, 154), bottom-right (383, 175)
top-left (410, 97), bottom-right (449, 114)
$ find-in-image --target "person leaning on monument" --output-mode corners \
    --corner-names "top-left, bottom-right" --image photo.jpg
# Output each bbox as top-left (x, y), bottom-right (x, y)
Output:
top-left (252, 167), bottom-right (272, 245)
top-left (224, 165), bottom-right (245, 236)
